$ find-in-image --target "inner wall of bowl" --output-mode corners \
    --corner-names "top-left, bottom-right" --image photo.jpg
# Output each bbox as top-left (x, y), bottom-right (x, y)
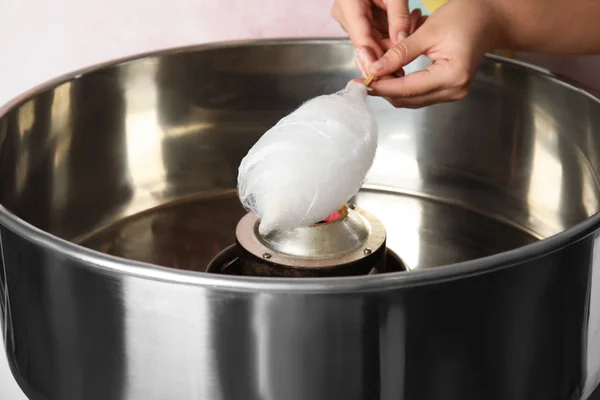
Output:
top-left (1, 41), bottom-right (600, 270)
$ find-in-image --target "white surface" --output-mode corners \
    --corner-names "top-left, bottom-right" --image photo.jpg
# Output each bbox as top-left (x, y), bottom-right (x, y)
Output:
top-left (0, 348), bottom-right (25, 399)
top-left (0, 0), bottom-right (344, 106)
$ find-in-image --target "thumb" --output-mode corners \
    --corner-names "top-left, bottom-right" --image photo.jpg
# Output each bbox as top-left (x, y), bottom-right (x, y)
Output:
top-left (367, 29), bottom-right (428, 76)
top-left (386, 0), bottom-right (411, 43)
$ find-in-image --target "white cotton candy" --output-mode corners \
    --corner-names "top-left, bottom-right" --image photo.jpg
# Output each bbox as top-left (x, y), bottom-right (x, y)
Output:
top-left (237, 80), bottom-right (378, 235)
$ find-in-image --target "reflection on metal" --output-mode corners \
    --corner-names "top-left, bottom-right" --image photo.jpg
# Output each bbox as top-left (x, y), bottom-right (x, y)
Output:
top-left (50, 82), bottom-right (73, 168)
top-left (528, 109), bottom-right (563, 234)
top-left (255, 206), bottom-right (373, 259)
top-left (14, 149), bottom-right (29, 198)
top-left (50, 82), bottom-right (73, 223)
top-left (17, 100), bottom-right (35, 138)
top-left (164, 122), bottom-right (216, 138)
top-left (365, 95), bottom-right (423, 191)
top-left (124, 61), bottom-right (167, 215)
top-left (0, 227), bottom-right (14, 354)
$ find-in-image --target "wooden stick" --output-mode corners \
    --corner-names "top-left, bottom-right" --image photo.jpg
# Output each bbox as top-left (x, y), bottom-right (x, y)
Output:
top-left (363, 74), bottom-right (375, 87)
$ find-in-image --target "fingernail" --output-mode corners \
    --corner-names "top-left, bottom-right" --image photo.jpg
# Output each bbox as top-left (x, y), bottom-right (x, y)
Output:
top-left (354, 55), bottom-right (367, 78)
top-left (355, 47), bottom-right (366, 64)
top-left (354, 48), bottom-right (368, 77)
top-left (397, 32), bottom-right (407, 42)
top-left (369, 59), bottom-right (385, 74)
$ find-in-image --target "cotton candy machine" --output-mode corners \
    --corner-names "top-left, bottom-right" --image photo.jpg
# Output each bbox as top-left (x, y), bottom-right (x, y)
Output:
top-left (1, 39), bottom-right (600, 400)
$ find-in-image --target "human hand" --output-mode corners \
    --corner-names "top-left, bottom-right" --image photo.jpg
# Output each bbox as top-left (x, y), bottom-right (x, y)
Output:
top-left (331, 0), bottom-right (428, 80)
top-left (359, 0), bottom-right (508, 108)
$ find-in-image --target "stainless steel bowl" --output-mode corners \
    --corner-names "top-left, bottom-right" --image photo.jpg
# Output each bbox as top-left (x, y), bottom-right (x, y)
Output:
top-left (1, 39), bottom-right (600, 400)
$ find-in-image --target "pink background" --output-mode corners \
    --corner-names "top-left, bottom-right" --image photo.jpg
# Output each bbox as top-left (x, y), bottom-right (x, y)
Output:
top-left (1, 0), bottom-right (600, 105)
top-left (0, 0), bottom-right (344, 105)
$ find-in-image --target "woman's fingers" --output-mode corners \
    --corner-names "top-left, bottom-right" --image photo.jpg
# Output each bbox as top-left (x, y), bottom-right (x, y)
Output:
top-left (369, 59), bottom-right (471, 97)
top-left (354, 46), bottom-right (379, 78)
top-left (385, 86), bottom-right (469, 108)
top-left (368, 56), bottom-right (473, 108)
top-left (367, 24), bottom-right (430, 76)
top-left (409, 8), bottom-right (423, 35)
top-left (334, 0), bottom-right (384, 57)
top-left (355, 44), bottom-right (406, 80)
top-left (334, 0), bottom-right (476, 106)
top-left (385, 0), bottom-right (411, 43)
top-left (345, 0), bottom-right (501, 109)
top-left (371, 5), bottom-right (390, 35)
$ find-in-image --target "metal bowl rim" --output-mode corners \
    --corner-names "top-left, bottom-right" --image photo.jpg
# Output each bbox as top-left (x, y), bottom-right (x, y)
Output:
top-left (1, 37), bottom-right (599, 293)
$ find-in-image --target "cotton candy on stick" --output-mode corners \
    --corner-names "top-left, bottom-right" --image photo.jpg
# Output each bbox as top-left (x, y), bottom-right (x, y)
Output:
top-left (237, 80), bottom-right (378, 235)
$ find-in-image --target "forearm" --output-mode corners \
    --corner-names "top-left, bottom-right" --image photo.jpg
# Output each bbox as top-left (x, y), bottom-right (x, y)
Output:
top-left (497, 0), bottom-right (600, 54)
